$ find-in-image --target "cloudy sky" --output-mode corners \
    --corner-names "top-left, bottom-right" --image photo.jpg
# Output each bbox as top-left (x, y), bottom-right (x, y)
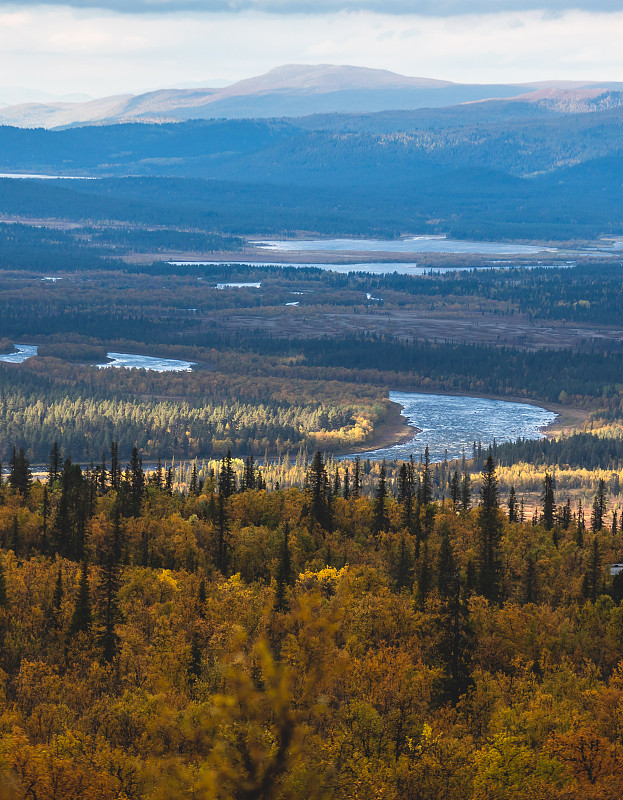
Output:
top-left (1, 1), bottom-right (622, 101)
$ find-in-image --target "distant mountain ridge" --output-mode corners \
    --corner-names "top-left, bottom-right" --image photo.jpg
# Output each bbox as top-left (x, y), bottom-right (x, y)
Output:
top-left (2, 64), bottom-right (623, 129)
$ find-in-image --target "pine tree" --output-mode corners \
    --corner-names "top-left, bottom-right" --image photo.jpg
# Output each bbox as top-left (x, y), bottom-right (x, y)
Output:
top-left (68, 560), bottom-right (92, 638)
top-left (216, 492), bottom-right (229, 574)
top-left (612, 510), bottom-right (619, 536)
top-left (477, 455), bottom-right (502, 602)
top-left (41, 485), bottom-right (49, 553)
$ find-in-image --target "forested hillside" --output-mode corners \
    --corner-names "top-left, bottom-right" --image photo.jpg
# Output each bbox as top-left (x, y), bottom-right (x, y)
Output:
top-left (1, 447), bottom-right (623, 798)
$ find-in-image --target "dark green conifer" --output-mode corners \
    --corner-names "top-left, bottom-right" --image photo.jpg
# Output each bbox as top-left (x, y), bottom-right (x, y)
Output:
top-left (477, 455), bottom-right (502, 602)
top-left (373, 465), bottom-right (389, 535)
top-left (8, 446), bottom-right (32, 496)
top-left (69, 560), bottom-right (92, 637)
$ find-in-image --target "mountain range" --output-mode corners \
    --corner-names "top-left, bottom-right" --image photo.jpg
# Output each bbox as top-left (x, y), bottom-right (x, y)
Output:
top-left (2, 64), bottom-right (623, 129)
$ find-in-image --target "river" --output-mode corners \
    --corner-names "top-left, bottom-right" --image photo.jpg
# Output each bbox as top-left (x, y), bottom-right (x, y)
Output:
top-left (355, 391), bottom-right (557, 463)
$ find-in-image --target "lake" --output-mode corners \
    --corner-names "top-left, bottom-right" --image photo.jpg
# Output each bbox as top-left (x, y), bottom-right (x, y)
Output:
top-left (253, 236), bottom-right (557, 255)
top-left (0, 343), bottom-right (38, 363)
top-left (168, 260), bottom-right (557, 276)
top-left (355, 391), bottom-right (557, 463)
top-left (98, 352), bottom-right (196, 372)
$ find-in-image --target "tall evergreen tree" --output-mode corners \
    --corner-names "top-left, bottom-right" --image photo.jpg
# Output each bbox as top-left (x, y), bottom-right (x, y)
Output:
top-left (68, 560), bottom-right (92, 638)
top-left (437, 531), bottom-right (457, 599)
top-left (110, 441), bottom-right (121, 490)
top-left (393, 535), bottom-right (414, 592)
top-left (591, 479), bottom-right (608, 532)
top-left (541, 473), bottom-right (556, 531)
top-left (582, 538), bottom-right (601, 603)
top-left (419, 447), bottom-right (433, 505)
top-left (8, 446), bottom-right (32, 496)
top-left (274, 523), bottom-right (292, 613)
top-left (0, 557), bottom-right (7, 609)
top-left (373, 465), bottom-right (389, 535)
top-left (461, 470), bottom-right (471, 512)
top-left (307, 451), bottom-right (330, 529)
top-left (352, 457), bottom-right (361, 499)
top-left (97, 510), bottom-right (123, 663)
top-left (577, 500), bottom-right (585, 547)
top-left (477, 455), bottom-right (503, 602)
top-left (438, 577), bottom-right (473, 706)
top-left (219, 450), bottom-right (236, 499)
top-left (48, 442), bottom-right (61, 484)
top-left (507, 486), bottom-right (518, 523)
top-left (450, 471), bottom-right (461, 508)
top-left (129, 446), bottom-right (145, 515)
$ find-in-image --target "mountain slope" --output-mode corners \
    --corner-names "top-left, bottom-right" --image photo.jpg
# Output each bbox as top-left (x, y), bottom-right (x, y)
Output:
top-left (3, 64), bottom-right (623, 129)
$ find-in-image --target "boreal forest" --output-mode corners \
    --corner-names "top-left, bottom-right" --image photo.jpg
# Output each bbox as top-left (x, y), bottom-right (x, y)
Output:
top-left (1, 91), bottom-right (623, 800)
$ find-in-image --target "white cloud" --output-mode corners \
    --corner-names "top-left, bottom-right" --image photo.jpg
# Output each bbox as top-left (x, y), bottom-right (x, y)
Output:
top-left (0, 7), bottom-right (621, 99)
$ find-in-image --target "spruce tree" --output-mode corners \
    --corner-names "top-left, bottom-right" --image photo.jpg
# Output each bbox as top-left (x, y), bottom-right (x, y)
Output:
top-left (48, 442), bottom-right (61, 484)
top-left (507, 486), bottom-right (517, 523)
top-left (8, 446), bottom-right (32, 496)
top-left (0, 557), bottom-right (7, 609)
top-left (437, 531), bottom-right (456, 599)
top-left (69, 560), bottom-right (92, 638)
top-left (307, 451), bottom-right (330, 529)
top-left (419, 447), bottom-right (432, 505)
top-left (393, 535), bottom-right (414, 592)
top-left (52, 563), bottom-right (63, 624)
top-left (450, 471), bottom-right (461, 508)
top-left (438, 578), bottom-right (473, 706)
top-left (582, 538), bottom-right (601, 603)
top-left (274, 523), bottom-right (292, 612)
top-left (461, 471), bottom-right (471, 511)
top-left (352, 457), bottom-right (361, 499)
top-left (219, 450), bottom-right (236, 499)
top-left (373, 465), bottom-right (389, 535)
top-left (477, 455), bottom-right (502, 602)
top-left (110, 441), bottom-right (121, 490)
top-left (97, 511), bottom-right (123, 663)
top-left (541, 473), bottom-right (556, 532)
top-left (591, 480), bottom-right (607, 532)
